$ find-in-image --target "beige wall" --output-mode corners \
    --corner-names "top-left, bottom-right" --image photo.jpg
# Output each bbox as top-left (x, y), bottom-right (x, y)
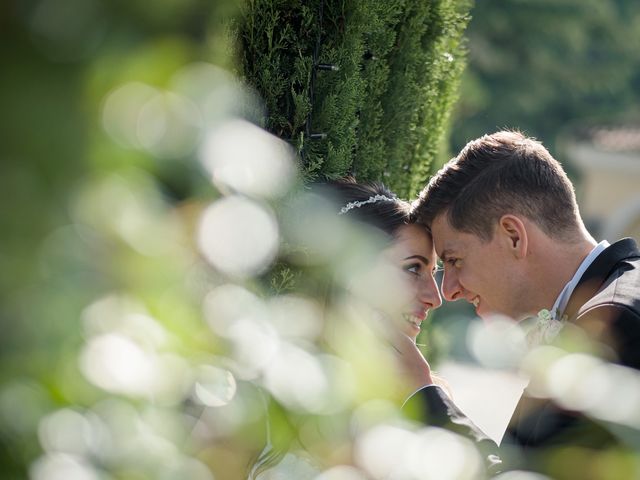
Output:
top-left (567, 143), bottom-right (640, 242)
top-left (579, 171), bottom-right (640, 218)
top-left (622, 216), bottom-right (640, 242)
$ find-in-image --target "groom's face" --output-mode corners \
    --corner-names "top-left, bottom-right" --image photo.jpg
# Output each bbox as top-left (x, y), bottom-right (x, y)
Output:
top-left (430, 214), bottom-right (527, 321)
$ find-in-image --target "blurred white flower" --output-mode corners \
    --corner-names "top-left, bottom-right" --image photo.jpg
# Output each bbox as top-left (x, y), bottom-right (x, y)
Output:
top-left (79, 333), bottom-right (157, 397)
top-left (30, 453), bottom-right (102, 480)
top-left (467, 315), bottom-right (527, 369)
top-left (197, 196), bottom-right (279, 277)
top-left (194, 365), bottom-right (237, 407)
top-left (200, 119), bottom-right (296, 198)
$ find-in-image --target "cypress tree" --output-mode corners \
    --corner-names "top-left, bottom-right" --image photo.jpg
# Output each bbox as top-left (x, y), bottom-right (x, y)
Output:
top-left (235, 0), bottom-right (471, 196)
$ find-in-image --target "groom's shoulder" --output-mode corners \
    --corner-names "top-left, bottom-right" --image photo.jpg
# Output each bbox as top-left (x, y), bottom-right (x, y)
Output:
top-left (580, 241), bottom-right (640, 314)
top-left (575, 242), bottom-right (640, 368)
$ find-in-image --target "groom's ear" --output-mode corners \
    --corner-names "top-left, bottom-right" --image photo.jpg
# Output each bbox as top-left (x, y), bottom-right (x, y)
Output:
top-left (497, 214), bottom-right (528, 258)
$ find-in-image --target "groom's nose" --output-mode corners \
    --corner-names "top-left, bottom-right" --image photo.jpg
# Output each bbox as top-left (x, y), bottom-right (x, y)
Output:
top-left (441, 269), bottom-right (462, 302)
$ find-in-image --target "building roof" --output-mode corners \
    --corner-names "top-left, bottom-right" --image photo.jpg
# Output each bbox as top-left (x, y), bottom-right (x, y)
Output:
top-left (576, 125), bottom-right (640, 153)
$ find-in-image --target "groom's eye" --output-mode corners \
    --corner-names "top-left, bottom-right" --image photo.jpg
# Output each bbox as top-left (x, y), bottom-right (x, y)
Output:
top-left (445, 257), bottom-right (462, 268)
top-left (449, 258), bottom-right (462, 268)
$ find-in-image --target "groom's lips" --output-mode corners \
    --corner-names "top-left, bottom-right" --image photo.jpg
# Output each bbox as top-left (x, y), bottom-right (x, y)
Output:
top-left (470, 296), bottom-right (480, 310)
top-left (470, 296), bottom-right (491, 319)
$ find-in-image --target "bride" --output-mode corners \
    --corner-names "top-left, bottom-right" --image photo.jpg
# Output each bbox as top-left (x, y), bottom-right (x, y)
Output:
top-left (250, 178), bottom-right (443, 478)
top-left (327, 178), bottom-right (443, 343)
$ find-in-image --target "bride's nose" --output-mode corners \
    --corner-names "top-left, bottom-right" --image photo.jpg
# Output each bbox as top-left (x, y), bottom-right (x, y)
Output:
top-left (417, 275), bottom-right (442, 310)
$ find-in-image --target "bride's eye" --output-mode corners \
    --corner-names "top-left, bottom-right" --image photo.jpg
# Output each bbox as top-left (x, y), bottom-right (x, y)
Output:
top-left (403, 263), bottom-right (421, 276)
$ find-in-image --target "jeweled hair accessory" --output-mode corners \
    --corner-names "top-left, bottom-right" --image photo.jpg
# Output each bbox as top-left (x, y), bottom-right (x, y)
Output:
top-left (338, 194), bottom-right (395, 215)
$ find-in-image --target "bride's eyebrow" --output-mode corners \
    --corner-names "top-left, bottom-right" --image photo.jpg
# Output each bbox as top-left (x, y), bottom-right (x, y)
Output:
top-left (403, 255), bottom-right (429, 265)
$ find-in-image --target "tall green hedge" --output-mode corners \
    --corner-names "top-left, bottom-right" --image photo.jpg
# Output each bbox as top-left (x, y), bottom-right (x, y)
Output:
top-left (235, 0), bottom-right (471, 197)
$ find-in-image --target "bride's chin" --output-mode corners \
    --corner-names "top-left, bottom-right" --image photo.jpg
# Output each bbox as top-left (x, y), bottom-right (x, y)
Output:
top-left (402, 323), bottom-right (421, 340)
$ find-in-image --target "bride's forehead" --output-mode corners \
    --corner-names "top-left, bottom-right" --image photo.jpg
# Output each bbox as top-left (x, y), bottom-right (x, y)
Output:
top-left (397, 225), bottom-right (433, 245)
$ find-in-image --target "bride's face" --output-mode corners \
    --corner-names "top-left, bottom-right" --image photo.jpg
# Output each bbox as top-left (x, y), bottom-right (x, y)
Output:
top-left (384, 224), bottom-right (442, 341)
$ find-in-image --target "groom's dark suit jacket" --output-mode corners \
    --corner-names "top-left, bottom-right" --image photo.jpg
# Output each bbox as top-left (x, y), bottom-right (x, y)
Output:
top-left (404, 238), bottom-right (640, 470)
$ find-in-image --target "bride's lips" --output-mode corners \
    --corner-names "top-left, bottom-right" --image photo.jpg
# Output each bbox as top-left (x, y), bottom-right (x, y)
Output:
top-left (402, 311), bottom-right (427, 332)
top-left (412, 309), bottom-right (427, 321)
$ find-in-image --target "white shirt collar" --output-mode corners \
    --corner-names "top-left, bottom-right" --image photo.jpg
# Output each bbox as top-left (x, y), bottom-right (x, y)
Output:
top-left (551, 240), bottom-right (610, 318)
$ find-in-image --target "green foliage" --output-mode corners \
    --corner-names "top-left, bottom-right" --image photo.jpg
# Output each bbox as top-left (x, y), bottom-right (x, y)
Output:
top-left (268, 263), bottom-right (299, 294)
top-left (0, 0), bottom-right (240, 476)
top-left (4, 2), bottom-right (640, 479)
top-left (236, 0), bottom-right (471, 196)
top-left (451, 0), bottom-right (640, 154)
top-left (381, 0), bottom-right (470, 196)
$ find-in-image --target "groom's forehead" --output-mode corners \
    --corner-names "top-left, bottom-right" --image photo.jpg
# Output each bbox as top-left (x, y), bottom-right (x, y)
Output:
top-left (431, 216), bottom-right (470, 252)
top-left (432, 232), bottom-right (464, 258)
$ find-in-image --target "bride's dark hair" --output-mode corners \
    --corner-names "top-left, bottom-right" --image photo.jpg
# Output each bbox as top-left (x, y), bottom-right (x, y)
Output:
top-left (249, 178), bottom-right (423, 479)
top-left (315, 177), bottom-right (417, 236)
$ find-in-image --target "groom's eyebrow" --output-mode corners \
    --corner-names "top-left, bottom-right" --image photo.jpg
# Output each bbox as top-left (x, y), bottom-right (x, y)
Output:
top-left (439, 249), bottom-right (453, 261)
top-left (403, 255), bottom-right (430, 265)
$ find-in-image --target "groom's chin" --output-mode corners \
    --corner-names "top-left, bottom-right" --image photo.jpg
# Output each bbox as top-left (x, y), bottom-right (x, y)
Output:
top-left (475, 310), bottom-right (490, 322)
top-left (470, 299), bottom-right (518, 322)
top-left (476, 306), bottom-right (519, 323)
top-left (473, 301), bottom-right (489, 320)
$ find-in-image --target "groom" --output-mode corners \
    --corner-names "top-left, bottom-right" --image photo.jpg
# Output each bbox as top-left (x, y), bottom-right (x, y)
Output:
top-left (401, 130), bottom-right (640, 473)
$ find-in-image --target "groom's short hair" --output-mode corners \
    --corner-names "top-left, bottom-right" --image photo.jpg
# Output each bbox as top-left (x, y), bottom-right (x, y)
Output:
top-left (415, 130), bottom-right (582, 241)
